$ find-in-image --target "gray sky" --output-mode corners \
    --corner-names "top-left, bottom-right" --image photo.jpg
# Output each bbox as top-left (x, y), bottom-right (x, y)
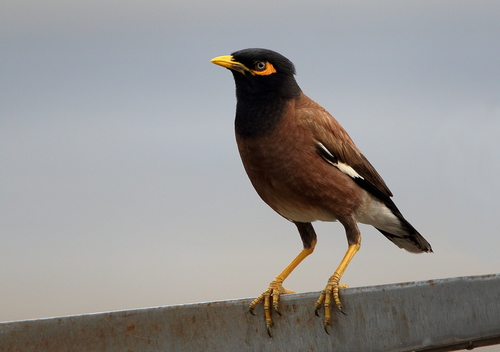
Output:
top-left (1, 0), bottom-right (499, 336)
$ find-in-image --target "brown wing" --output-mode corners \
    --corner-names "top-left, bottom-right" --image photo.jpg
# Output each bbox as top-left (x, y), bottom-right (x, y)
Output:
top-left (296, 94), bottom-right (393, 199)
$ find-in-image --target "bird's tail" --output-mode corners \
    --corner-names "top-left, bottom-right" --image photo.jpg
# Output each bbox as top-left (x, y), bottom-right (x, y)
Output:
top-left (376, 211), bottom-right (432, 253)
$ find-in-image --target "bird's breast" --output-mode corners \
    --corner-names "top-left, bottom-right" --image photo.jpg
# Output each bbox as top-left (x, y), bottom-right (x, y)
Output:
top-left (235, 107), bottom-right (363, 223)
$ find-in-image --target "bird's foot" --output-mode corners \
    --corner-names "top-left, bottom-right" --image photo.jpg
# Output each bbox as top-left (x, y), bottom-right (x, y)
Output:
top-left (315, 273), bottom-right (348, 333)
top-left (249, 280), bottom-right (295, 337)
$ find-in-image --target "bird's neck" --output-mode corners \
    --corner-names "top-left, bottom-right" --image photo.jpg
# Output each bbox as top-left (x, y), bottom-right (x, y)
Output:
top-left (235, 96), bottom-right (289, 138)
top-left (234, 80), bottom-right (301, 138)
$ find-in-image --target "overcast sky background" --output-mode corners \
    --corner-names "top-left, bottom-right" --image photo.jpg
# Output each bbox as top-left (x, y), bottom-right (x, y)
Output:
top-left (1, 0), bottom-right (499, 340)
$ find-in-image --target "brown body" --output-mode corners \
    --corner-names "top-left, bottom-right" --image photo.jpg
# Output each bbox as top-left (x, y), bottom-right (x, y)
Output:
top-left (237, 93), bottom-right (364, 225)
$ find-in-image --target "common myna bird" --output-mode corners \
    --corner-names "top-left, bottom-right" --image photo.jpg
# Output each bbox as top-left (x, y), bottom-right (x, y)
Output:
top-left (211, 48), bottom-right (432, 335)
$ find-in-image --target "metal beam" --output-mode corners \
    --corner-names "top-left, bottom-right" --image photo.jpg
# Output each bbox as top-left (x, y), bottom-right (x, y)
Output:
top-left (1, 274), bottom-right (499, 351)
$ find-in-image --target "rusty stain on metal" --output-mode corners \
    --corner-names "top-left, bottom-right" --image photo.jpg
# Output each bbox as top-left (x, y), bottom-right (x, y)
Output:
top-left (1, 274), bottom-right (499, 352)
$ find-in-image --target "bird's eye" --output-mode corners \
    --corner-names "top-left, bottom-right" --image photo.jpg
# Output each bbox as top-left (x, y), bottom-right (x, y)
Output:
top-left (254, 61), bottom-right (267, 71)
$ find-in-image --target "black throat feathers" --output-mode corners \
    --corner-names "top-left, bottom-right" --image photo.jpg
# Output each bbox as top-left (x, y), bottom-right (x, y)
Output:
top-left (235, 97), bottom-right (290, 138)
top-left (233, 75), bottom-right (301, 139)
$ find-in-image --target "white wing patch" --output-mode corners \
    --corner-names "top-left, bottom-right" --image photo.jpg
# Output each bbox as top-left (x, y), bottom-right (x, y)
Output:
top-left (316, 142), bottom-right (334, 160)
top-left (316, 142), bottom-right (364, 180)
top-left (336, 161), bottom-right (364, 180)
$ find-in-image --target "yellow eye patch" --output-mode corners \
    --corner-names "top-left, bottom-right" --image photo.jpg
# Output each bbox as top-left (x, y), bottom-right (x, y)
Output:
top-left (251, 61), bottom-right (277, 76)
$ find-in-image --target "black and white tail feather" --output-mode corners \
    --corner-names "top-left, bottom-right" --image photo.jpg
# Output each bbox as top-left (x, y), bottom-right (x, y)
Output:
top-left (316, 142), bottom-right (432, 254)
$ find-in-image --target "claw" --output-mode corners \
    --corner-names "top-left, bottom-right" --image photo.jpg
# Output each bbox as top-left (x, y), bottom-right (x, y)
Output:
top-left (248, 280), bottom-right (294, 336)
top-left (266, 324), bottom-right (273, 338)
top-left (315, 278), bottom-right (348, 331)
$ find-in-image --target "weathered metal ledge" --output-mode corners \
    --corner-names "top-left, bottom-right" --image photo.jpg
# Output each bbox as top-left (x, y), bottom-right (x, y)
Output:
top-left (1, 274), bottom-right (499, 352)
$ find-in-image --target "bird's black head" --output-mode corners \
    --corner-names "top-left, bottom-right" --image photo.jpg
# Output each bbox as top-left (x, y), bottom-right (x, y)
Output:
top-left (211, 48), bottom-right (302, 138)
top-left (211, 48), bottom-right (301, 100)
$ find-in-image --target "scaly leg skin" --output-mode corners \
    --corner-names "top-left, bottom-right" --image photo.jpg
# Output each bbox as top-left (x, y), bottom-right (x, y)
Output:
top-left (249, 245), bottom-right (315, 337)
top-left (315, 244), bottom-right (360, 333)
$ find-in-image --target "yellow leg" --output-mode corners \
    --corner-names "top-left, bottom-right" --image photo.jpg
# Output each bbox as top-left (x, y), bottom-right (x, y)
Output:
top-left (315, 244), bottom-right (360, 332)
top-left (250, 241), bottom-right (316, 336)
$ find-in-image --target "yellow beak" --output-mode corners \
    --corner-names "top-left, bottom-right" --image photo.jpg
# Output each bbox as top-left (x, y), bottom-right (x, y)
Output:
top-left (210, 55), bottom-right (251, 75)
